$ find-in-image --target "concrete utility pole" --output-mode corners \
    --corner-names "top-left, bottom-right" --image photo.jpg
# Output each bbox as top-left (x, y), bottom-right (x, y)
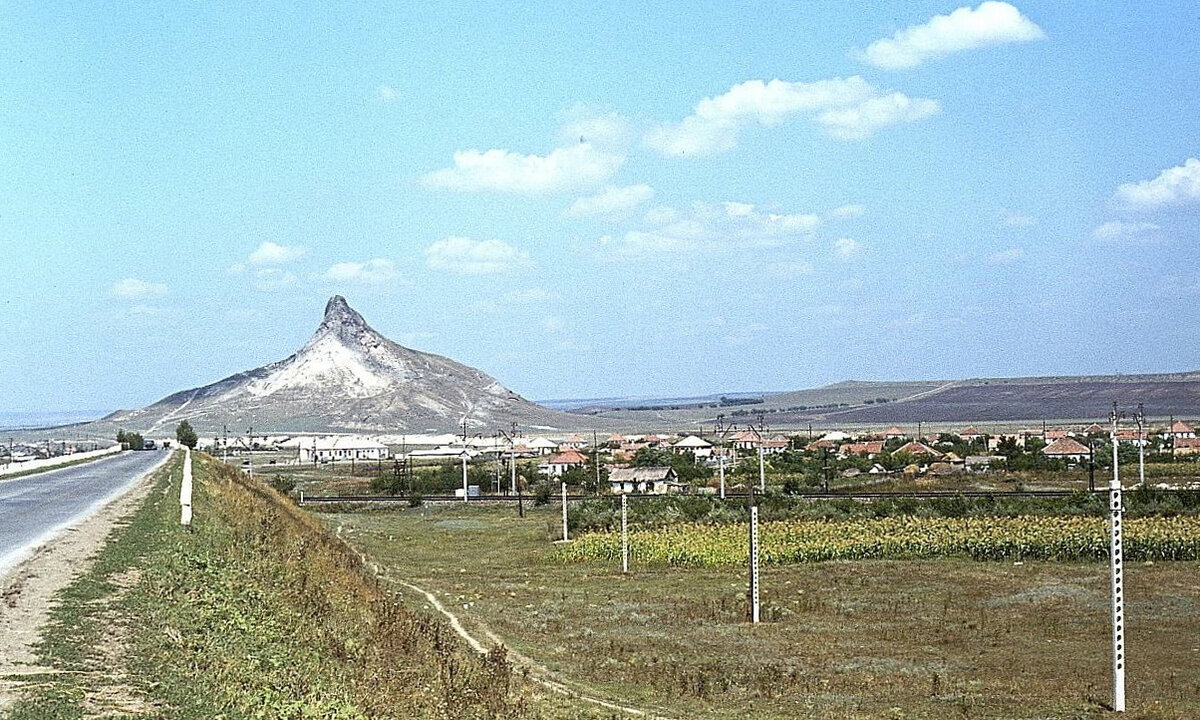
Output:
top-left (1109, 402), bottom-right (1127, 713)
top-left (756, 415), bottom-right (766, 493)
top-left (1135, 403), bottom-right (1146, 487)
top-left (748, 491), bottom-right (760, 624)
top-left (621, 492), bottom-right (629, 574)
top-left (498, 423), bottom-right (518, 496)
top-left (561, 480), bottom-right (569, 542)
top-left (716, 414), bottom-right (733, 500)
top-left (593, 429), bottom-right (600, 494)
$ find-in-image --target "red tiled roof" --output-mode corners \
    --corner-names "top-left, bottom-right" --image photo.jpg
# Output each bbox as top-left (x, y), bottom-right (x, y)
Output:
top-left (893, 441), bottom-right (942, 458)
top-left (842, 440), bottom-right (885, 455)
top-left (1043, 438), bottom-right (1091, 456)
top-left (545, 449), bottom-right (588, 465)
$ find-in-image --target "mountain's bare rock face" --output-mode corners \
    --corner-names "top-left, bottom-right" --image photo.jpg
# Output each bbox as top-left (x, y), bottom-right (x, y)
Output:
top-left (106, 296), bottom-right (585, 435)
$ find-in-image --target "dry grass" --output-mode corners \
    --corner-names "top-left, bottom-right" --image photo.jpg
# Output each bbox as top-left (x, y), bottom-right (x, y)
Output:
top-left (322, 502), bottom-right (1200, 719)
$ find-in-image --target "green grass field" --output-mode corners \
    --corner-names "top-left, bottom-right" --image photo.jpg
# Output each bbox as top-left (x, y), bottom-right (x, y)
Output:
top-left (321, 502), bottom-right (1200, 720)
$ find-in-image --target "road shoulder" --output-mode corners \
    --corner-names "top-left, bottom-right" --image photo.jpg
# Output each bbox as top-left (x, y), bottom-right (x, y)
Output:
top-left (0, 452), bottom-right (168, 710)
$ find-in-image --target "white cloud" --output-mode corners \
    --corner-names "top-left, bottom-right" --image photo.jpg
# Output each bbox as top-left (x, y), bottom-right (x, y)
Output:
top-left (986, 247), bottom-right (1025, 264)
top-left (834, 237), bottom-right (863, 258)
top-left (816, 93), bottom-right (941, 140)
top-left (861, 2), bottom-right (1046, 69)
top-left (614, 201), bottom-right (820, 254)
top-left (424, 237), bottom-right (532, 275)
top-left (314, 258), bottom-right (399, 284)
top-left (248, 241), bottom-right (307, 267)
top-left (378, 84), bottom-right (398, 102)
top-left (111, 277), bottom-right (168, 299)
top-left (566, 184), bottom-right (654, 218)
top-left (1115, 158), bottom-right (1200, 209)
top-left (645, 76), bottom-right (938, 154)
top-left (557, 106), bottom-right (633, 151)
top-left (542, 316), bottom-right (564, 332)
top-left (423, 143), bottom-right (624, 195)
top-left (1092, 221), bottom-right (1161, 241)
top-left (830, 203), bottom-right (866, 219)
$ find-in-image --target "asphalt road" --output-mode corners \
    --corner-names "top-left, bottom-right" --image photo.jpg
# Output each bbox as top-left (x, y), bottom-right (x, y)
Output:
top-left (0, 449), bottom-right (171, 574)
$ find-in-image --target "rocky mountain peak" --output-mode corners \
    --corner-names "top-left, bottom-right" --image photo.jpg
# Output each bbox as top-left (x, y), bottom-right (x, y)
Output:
top-left (316, 295), bottom-right (373, 345)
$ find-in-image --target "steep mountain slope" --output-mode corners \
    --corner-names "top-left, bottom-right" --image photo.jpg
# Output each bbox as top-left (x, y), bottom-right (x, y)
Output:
top-left (104, 296), bottom-right (592, 435)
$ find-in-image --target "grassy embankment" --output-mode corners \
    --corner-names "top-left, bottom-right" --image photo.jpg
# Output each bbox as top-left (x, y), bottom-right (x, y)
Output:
top-left (322, 501), bottom-right (1200, 720)
top-left (3, 453), bottom-right (598, 719)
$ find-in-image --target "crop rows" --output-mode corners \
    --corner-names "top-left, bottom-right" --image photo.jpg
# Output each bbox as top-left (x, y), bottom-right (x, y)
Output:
top-left (557, 515), bottom-right (1200, 566)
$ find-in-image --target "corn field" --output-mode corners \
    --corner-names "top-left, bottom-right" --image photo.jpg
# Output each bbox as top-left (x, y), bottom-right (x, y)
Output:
top-left (557, 515), bottom-right (1200, 566)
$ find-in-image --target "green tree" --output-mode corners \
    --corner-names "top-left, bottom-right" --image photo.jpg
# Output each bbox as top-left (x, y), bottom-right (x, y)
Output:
top-left (175, 420), bottom-right (198, 449)
top-left (116, 429), bottom-right (144, 450)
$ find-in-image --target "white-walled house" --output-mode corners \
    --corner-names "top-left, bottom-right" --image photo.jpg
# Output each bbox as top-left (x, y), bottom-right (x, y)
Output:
top-left (295, 436), bottom-right (390, 464)
top-left (672, 435), bottom-right (713, 458)
top-left (609, 466), bottom-right (685, 494)
top-left (539, 449), bottom-right (588, 476)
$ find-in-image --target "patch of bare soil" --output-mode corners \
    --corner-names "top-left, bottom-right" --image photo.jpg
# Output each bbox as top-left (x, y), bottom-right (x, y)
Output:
top-left (0, 473), bottom-right (157, 711)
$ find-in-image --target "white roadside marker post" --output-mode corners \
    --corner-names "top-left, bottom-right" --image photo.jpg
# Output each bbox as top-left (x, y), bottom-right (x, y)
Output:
top-left (461, 453), bottom-right (468, 503)
top-left (1109, 403), bottom-right (1127, 712)
top-left (749, 492), bottom-right (760, 624)
top-left (561, 480), bottom-right (569, 542)
top-left (621, 493), bottom-right (629, 574)
top-left (180, 448), bottom-right (193, 528)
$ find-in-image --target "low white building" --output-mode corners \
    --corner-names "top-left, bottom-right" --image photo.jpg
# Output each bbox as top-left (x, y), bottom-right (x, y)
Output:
top-left (609, 466), bottom-right (686, 494)
top-left (294, 436), bottom-right (390, 464)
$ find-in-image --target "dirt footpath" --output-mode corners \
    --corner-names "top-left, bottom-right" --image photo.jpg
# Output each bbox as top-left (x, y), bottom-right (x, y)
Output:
top-left (0, 468), bottom-right (158, 709)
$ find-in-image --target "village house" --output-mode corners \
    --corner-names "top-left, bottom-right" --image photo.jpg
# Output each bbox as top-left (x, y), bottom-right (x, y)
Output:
top-left (883, 426), bottom-right (908, 441)
top-left (761, 435), bottom-right (790, 455)
top-left (1115, 429), bottom-right (1148, 446)
top-left (539, 449), bottom-right (588, 476)
top-left (1173, 437), bottom-right (1200, 458)
top-left (840, 440), bottom-right (885, 459)
top-left (730, 431), bottom-right (760, 451)
top-left (1044, 428), bottom-right (1071, 444)
top-left (958, 426), bottom-right (985, 443)
top-left (893, 441), bottom-right (942, 459)
top-left (1042, 437), bottom-right (1091, 462)
top-left (608, 466), bottom-right (686, 494)
top-left (1167, 420), bottom-right (1196, 439)
top-left (672, 435), bottom-right (713, 458)
top-left (965, 455), bottom-right (1006, 473)
top-left (558, 434), bottom-right (589, 451)
top-left (526, 437), bottom-right (559, 456)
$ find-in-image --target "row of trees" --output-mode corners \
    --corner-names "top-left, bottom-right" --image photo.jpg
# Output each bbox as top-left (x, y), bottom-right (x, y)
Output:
top-left (115, 420), bottom-right (198, 451)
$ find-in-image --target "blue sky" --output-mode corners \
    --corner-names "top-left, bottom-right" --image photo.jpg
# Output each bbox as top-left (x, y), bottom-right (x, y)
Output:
top-left (2, 1), bottom-right (1199, 415)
